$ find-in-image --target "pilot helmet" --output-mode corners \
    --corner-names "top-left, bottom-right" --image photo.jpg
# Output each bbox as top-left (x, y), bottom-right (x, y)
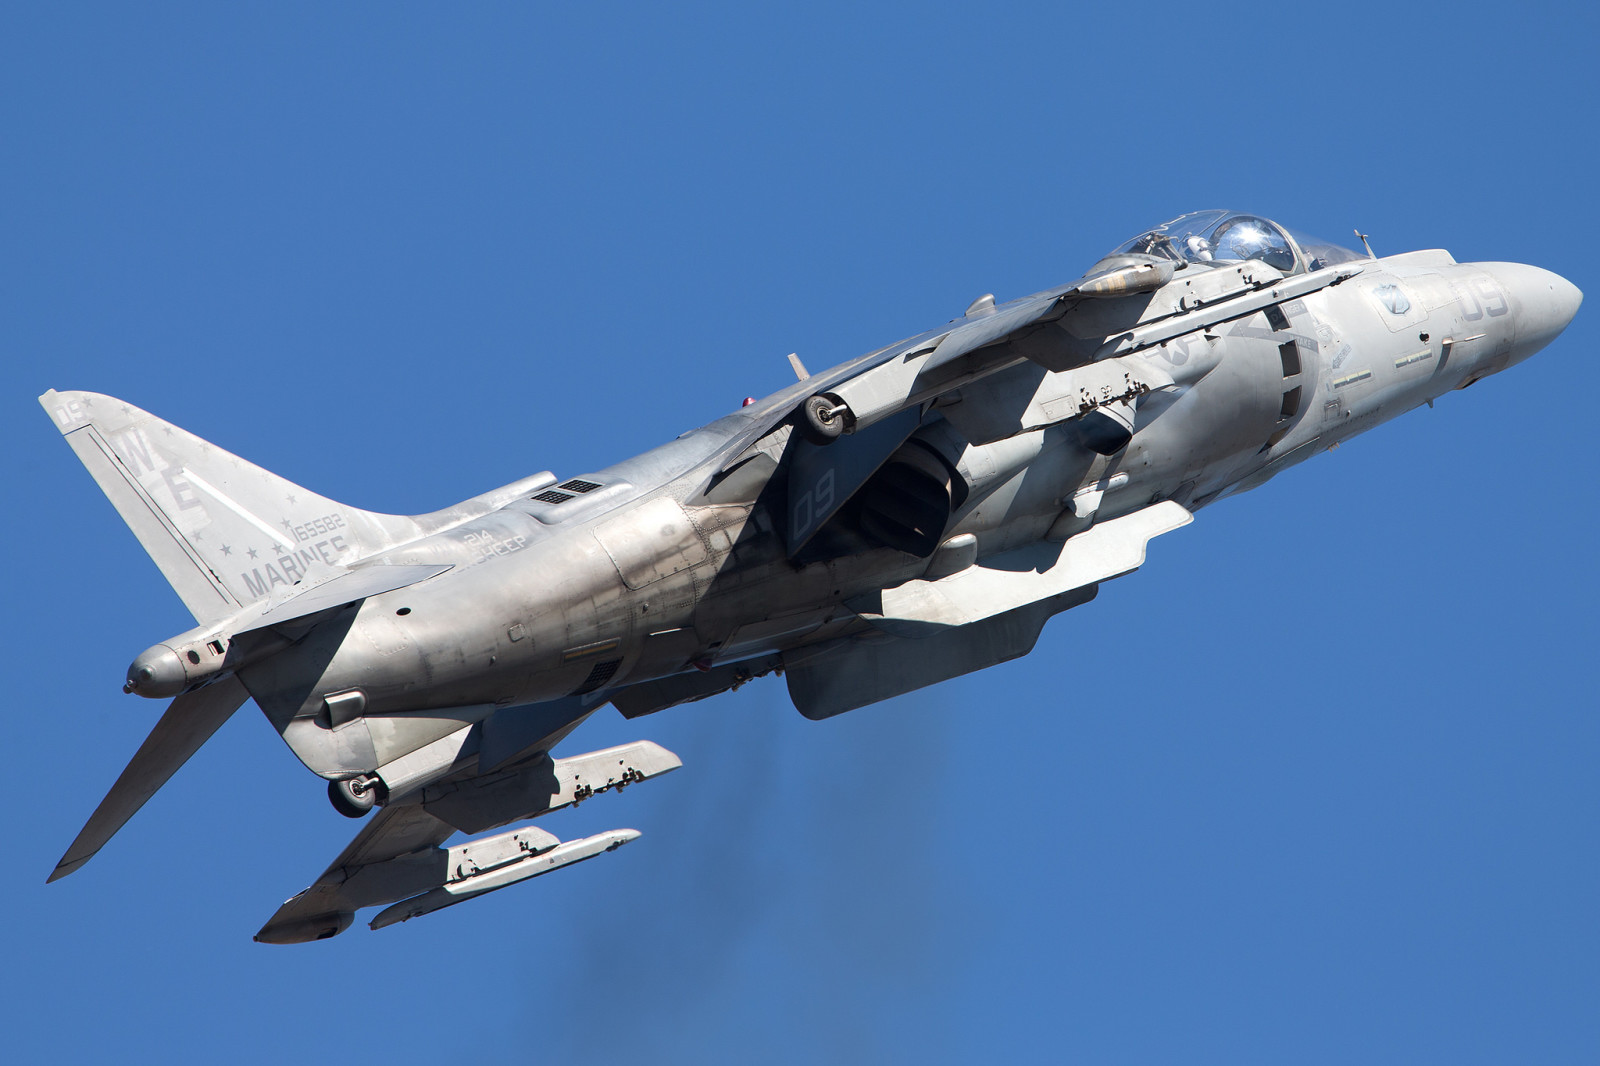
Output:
top-left (1209, 215), bottom-right (1296, 272)
top-left (1182, 233), bottom-right (1215, 261)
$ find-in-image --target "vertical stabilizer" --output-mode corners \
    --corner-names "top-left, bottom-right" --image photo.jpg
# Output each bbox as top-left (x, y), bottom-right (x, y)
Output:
top-left (42, 390), bottom-right (425, 625)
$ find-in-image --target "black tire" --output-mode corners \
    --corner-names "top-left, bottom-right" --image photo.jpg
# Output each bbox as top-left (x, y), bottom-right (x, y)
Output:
top-left (799, 394), bottom-right (849, 445)
top-left (328, 777), bottom-right (377, 818)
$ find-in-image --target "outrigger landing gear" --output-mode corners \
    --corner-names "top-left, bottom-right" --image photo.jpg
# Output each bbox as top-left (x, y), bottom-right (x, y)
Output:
top-left (799, 393), bottom-right (852, 445)
top-left (328, 775), bottom-right (384, 818)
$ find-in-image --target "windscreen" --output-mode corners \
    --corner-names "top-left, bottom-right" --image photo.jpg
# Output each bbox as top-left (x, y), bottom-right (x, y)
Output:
top-left (1113, 211), bottom-right (1365, 275)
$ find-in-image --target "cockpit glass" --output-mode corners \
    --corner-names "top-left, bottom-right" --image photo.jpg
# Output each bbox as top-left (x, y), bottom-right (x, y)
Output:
top-left (1113, 210), bottom-right (1360, 276)
top-left (1286, 228), bottom-right (1366, 271)
top-left (1210, 216), bottom-right (1296, 272)
top-left (1113, 210), bottom-right (1233, 264)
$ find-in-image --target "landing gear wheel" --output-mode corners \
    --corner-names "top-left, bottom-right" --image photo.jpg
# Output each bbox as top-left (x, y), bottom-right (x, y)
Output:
top-left (800, 393), bottom-right (851, 445)
top-left (329, 776), bottom-right (382, 818)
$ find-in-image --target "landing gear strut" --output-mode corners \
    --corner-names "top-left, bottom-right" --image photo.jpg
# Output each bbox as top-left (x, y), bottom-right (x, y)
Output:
top-left (329, 775), bottom-right (384, 818)
top-left (799, 393), bottom-right (852, 444)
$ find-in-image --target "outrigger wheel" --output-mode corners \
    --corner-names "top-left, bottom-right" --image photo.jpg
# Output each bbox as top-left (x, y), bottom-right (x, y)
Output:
top-left (799, 393), bottom-right (852, 445)
top-left (328, 775), bottom-right (384, 818)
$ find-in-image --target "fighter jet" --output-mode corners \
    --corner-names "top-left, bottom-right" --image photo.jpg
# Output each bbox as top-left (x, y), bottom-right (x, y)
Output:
top-left (41, 210), bottom-right (1580, 942)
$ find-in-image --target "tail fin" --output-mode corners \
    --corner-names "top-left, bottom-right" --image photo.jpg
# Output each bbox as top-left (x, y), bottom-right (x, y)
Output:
top-left (42, 390), bottom-right (425, 626)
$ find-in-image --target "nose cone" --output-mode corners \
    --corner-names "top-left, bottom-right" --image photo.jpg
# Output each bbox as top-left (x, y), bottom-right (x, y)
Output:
top-left (1483, 262), bottom-right (1583, 360)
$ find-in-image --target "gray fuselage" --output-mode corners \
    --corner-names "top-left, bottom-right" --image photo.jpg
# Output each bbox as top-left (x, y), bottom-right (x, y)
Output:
top-left (236, 248), bottom-right (1578, 788)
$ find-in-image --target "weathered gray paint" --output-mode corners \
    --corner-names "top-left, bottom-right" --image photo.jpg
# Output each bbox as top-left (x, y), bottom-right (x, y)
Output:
top-left (41, 210), bottom-right (1581, 939)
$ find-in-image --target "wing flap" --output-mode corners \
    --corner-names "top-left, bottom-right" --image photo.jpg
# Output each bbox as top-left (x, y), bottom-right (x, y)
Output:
top-left (783, 592), bottom-right (1094, 719)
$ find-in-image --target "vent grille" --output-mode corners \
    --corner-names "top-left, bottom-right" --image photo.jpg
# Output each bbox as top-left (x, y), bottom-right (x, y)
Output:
top-left (576, 658), bottom-right (621, 694)
top-left (532, 490), bottom-right (574, 505)
top-left (1279, 385), bottom-right (1303, 420)
top-left (560, 479), bottom-right (602, 494)
top-left (857, 442), bottom-right (953, 559)
top-left (1279, 340), bottom-right (1302, 377)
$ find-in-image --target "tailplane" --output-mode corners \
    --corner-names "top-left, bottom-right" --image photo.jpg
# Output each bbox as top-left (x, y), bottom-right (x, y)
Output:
top-left (42, 390), bottom-right (425, 625)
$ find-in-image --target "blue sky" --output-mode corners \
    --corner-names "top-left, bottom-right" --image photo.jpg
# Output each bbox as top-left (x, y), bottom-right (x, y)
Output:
top-left (4, 4), bottom-right (1596, 1063)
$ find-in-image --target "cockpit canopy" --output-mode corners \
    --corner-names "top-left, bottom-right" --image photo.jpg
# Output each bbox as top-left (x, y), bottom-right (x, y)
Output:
top-left (1112, 210), bottom-right (1365, 276)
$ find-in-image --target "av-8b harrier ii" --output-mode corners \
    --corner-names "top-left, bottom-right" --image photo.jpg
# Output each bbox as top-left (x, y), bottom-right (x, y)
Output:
top-left (42, 211), bottom-right (1580, 941)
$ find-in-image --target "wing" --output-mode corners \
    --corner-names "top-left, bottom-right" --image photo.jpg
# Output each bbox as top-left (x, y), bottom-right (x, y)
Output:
top-left (701, 285), bottom-right (1080, 477)
top-left (705, 258), bottom-right (1359, 559)
top-left (817, 260), bottom-right (1365, 436)
top-left (254, 803), bottom-right (459, 942)
top-left (713, 257), bottom-right (1365, 471)
top-left (256, 740), bottom-right (681, 943)
top-left (783, 501), bottom-right (1194, 719)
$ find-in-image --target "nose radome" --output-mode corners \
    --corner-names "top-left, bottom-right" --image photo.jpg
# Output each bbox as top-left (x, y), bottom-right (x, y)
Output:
top-left (1480, 262), bottom-right (1583, 357)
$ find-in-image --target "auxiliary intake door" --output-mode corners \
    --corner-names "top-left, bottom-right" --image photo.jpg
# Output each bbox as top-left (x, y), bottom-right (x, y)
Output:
top-left (785, 408), bottom-right (923, 556)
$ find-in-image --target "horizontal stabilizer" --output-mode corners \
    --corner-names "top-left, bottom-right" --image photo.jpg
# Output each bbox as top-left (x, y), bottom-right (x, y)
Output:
top-left (850, 500), bottom-right (1192, 631)
top-left (49, 676), bottom-right (250, 881)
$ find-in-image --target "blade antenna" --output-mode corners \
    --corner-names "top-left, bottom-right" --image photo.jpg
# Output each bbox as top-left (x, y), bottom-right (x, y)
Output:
top-left (1354, 229), bottom-right (1377, 259)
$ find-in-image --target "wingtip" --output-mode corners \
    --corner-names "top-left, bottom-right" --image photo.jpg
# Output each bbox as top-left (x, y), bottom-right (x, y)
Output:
top-left (47, 855), bottom-right (88, 884)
